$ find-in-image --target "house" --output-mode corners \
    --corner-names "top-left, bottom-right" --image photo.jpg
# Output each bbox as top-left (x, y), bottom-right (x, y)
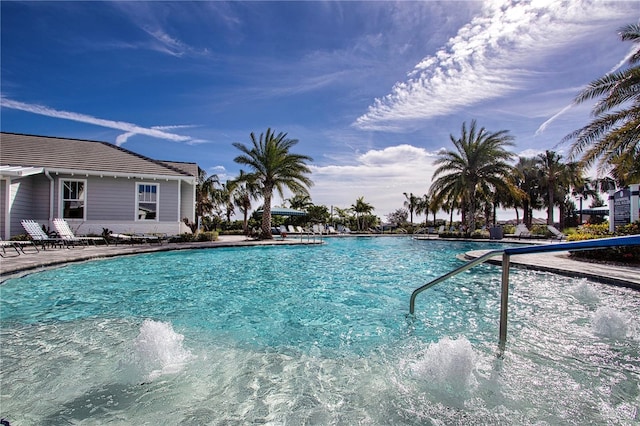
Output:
top-left (0, 132), bottom-right (198, 239)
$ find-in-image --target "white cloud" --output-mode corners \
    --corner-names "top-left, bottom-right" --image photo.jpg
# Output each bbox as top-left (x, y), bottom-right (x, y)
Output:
top-left (354, 0), bottom-right (631, 131)
top-left (1, 96), bottom-right (196, 144)
top-left (307, 144), bottom-right (440, 219)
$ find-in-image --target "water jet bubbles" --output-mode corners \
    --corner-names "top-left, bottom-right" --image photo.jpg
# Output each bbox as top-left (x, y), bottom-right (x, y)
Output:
top-left (592, 307), bottom-right (630, 340)
top-left (408, 336), bottom-right (478, 401)
top-left (120, 319), bottom-right (194, 382)
top-left (570, 281), bottom-right (600, 306)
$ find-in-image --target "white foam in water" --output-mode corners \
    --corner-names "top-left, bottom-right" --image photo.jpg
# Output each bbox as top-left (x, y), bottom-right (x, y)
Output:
top-left (408, 337), bottom-right (477, 396)
top-left (592, 307), bottom-right (629, 340)
top-left (127, 319), bottom-right (193, 381)
top-left (570, 281), bottom-right (600, 305)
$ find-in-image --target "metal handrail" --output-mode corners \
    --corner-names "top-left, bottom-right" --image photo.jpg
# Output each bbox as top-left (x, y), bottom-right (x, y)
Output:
top-left (409, 234), bottom-right (640, 350)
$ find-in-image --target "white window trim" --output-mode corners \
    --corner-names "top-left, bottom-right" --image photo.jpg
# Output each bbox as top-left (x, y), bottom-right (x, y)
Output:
top-left (59, 178), bottom-right (87, 220)
top-left (135, 182), bottom-right (160, 222)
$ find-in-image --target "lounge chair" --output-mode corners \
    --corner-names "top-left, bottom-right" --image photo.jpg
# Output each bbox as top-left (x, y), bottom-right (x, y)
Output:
top-left (287, 225), bottom-right (298, 234)
top-left (296, 226), bottom-right (306, 234)
top-left (514, 224), bottom-right (532, 239)
top-left (21, 220), bottom-right (67, 249)
top-left (547, 225), bottom-right (566, 240)
top-left (53, 218), bottom-right (107, 246)
top-left (327, 226), bottom-right (337, 234)
top-left (111, 233), bottom-right (163, 245)
top-left (0, 238), bottom-right (39, 257)
top-left (279, 225), bottom-right (288, 238)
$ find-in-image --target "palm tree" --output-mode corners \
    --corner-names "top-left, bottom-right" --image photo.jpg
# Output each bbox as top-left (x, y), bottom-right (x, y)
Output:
top-left (537, 150), bottom-right (569, 226)
top-left (514, 157), bottom-right (541, 227)
top-left (351, 196), bottom-right (374, 231)
top-left (230, 171), bottom-right (259, 236)
top-left (286, 194), bottom-right (313, 211)
top-left (195, 167), bottom-right (220, 228)
top-left (414, 194), bottom-right (430, 226)
top-left (403, 192), bottom-right (419, 224)
top-left (430, 120), bottom-right (516, 233)
top-left (564, 23), bottom-right (640, 183)
top-left (233, 128), bottom-right (313, 239)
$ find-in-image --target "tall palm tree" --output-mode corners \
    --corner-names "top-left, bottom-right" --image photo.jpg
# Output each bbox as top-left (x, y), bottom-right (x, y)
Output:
top-left (230, 170), bottom-right (260, 236)
top-left (233, 128), bottom-right (313, 239)
top-left (351, 196), bottom-right (374, 231)
top-left (514, 157), bottom-right (541, 227)
top-left (195, 167), bottom-right (220, 228)
top-left (537, 150), bottom-right (569, 226)
top-left (414, 194), bottom-right (430, 226)
top-left (403, 192), bottom-right (419, 224)
top-left (430, 120), bottom-right (516, 233)
top-left (564, 23), bottom-right (640, 184)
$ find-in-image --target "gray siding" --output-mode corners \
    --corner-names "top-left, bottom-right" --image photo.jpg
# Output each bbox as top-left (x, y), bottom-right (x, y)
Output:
top-left (52, 175), bottom-right (180, 222)
top-left (180, 182), bottom-right (195, 222)
top-left (81, 176), bottom-right (137, 221)
top-left (0, 180), bottom-right (5, 239)
top-left (9, 175), bottom-right (50, 236)
top-left (158, 180), bottom-right (179, 222)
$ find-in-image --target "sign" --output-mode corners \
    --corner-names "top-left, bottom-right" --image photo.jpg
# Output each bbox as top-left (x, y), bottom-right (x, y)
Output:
top-left (614, 189), bottom-right (630, 227)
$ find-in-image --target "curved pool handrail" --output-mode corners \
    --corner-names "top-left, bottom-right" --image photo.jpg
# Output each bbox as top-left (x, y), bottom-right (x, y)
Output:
top-left (409, 234), bottom-right (640, 350)
top-left (409, 249), bottom-right (504, 315)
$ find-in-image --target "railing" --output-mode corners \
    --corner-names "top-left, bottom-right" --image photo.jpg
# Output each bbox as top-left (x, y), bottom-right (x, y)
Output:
top-left (409, 234), bottom-right (640, 351)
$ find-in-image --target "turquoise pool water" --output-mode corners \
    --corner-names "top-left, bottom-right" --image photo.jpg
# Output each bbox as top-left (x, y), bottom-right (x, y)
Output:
top-left (1, 237), bottom-right (638, 424)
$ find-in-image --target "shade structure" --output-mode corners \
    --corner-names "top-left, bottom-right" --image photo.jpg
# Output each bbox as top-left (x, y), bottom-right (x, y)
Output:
top-left (256, 207), bottom-right (307, 217)
top-left (577, 207), bottom-right (609, 216)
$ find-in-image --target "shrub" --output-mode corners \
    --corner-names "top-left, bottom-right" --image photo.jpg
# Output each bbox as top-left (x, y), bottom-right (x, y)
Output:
top-left (196, 231), bottom-right (218, 242)
top-left (569, 221), bottom-right (639, 264)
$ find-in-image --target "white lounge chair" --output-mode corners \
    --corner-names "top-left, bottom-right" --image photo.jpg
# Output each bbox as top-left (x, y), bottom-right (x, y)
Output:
top-left (514, 224), bottom-right (532, 239)
top-left (0, 238), bottom-right (39, 256)
top-left (287, 225), bottom-right (298, 234)
top-left (547, 225), bottom-right (566, 240)
top-left (53, 218), bottom-right (107, 246)
top-left (21, 220), bottom-right (67, 249)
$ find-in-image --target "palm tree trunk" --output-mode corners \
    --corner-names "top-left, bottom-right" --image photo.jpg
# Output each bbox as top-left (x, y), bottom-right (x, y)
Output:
top-left (262, 190), bottom-right (273, 239)
top-left (547, 188), bottom-right (554, 225)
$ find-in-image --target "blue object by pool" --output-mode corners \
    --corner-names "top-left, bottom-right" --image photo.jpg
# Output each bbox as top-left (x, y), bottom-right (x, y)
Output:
top-left (1, 237), bottom-right (638, 424)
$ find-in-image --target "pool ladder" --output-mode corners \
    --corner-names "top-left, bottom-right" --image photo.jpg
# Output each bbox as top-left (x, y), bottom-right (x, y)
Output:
top-left (409, 235), bottom-right (640, 352)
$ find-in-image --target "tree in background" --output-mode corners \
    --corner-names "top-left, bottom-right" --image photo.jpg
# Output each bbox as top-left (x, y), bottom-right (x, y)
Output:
top-left (351, 196), bottom-right (374, 231)
top-left (430, 120), bottom-right (516, 233)
top-left (565, 23), bottom-right (640, 185)
top-left (403, 192), bottom-right (419, 224)
top-left (233, 128), bottom-right (313, 239)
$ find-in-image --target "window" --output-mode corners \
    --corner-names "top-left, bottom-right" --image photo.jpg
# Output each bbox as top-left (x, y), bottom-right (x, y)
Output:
top-left (61, 179), bottom-right (86, 219)
top-left (137, 183), bottom-right (158, 221)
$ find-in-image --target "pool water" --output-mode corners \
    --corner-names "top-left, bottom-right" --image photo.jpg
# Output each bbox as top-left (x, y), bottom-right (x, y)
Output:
top-left (1, 237), bottom-right (638, 424)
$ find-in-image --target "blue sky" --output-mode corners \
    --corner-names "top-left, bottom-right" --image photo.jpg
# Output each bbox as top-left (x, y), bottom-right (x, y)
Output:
top-left (1, 1), bottom-right (638, 221)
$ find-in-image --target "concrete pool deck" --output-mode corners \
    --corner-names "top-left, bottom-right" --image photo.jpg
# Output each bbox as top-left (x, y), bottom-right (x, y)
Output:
top-left (0, 235), bottom-right (638, 289)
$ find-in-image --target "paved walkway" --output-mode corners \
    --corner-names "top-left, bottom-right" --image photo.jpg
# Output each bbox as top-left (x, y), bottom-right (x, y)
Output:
top-left (462, 248), bottom-right (639, 289)
top-left (1, 235), bottom-right (638, 289)
top-left (0, 235), bottom-right (322, 281)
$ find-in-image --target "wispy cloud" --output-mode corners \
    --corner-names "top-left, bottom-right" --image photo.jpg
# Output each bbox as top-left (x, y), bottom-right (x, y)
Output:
top-left (354, 0), bottom-right (631, 131)
top-left (536, 44), bottom-right (640, 136)
top-left (1, 96), bottom-right (197, 144)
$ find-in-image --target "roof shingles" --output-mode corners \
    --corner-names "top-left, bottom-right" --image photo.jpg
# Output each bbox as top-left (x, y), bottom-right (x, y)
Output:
top-left (0, 133), bottom-right (195, 178)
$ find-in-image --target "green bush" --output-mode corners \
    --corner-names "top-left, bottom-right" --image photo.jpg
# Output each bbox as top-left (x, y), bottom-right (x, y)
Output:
top-left (568, 221), bottom-right (639, 264)
top-left (196, 231), bottom-right (218, 242)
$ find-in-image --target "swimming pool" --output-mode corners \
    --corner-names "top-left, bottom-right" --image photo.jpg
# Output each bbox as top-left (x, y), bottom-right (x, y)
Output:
top-left (1, 237), bottom-right (638, 424)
